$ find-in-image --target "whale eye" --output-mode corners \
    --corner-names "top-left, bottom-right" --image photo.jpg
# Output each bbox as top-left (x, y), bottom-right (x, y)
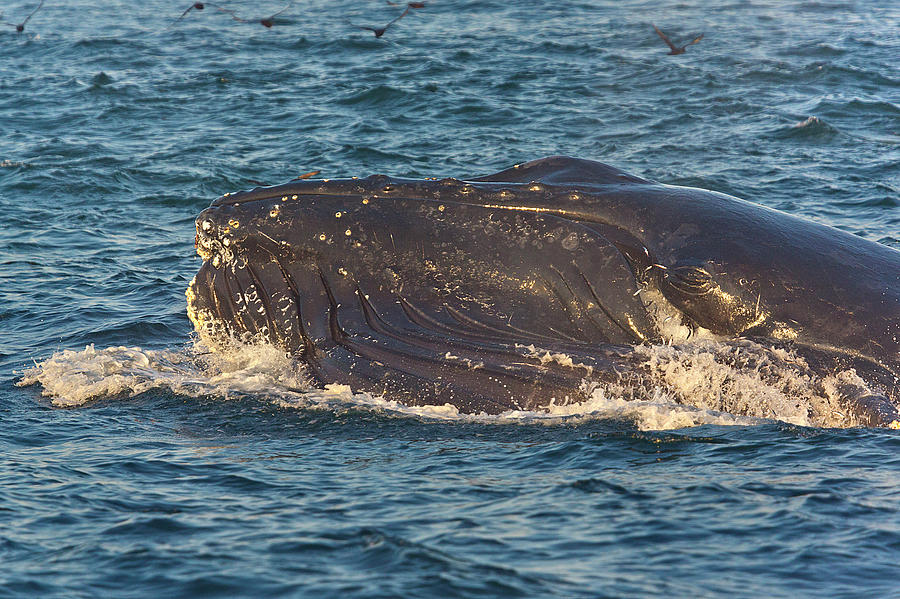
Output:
top-left (664, 265), bottom-right (712, 295)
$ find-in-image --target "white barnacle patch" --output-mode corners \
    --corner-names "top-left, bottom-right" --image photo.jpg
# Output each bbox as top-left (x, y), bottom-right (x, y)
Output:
top-left (345, 228), bottom-right (352, 236)
top-left (291, 195), bottom-right (298, 200)
top-left (243, 284), bottom-right (261, 309)
top-left (561, 232), bottom-right (579, 251)
top-left (222, 237), bottom-right (231, 247)
top-left (318, 233), bottom-right (327, 241)
top-left (438, 205), bottom-right (445, 212)
top-left (195, 234), bottom-right (217, 261)
top-left (499, 190), bottom-right (514, 199)
top-left (228, 219), bottom-right (240, 229)
top-left (201, 220), bottom-right (213, 232)
top-left (528, 182), bottom-right (543, 192)
top-left (338, 267), bottom-right (348, 276)
top-left (362, 197), bottom-right (370, 205)
top-left (274, 292), bottom-right (294, 315)
top-left (568, 192), bottom-right (581, 201)
top-left (335, 211), bottom-right (343, 218)
top-left (269, 206), bottom-right (280, 218)
top-left (185, 284), bottom-right (203, 325)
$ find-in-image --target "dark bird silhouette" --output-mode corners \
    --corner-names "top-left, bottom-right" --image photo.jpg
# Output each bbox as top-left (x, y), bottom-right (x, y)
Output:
top-left (387, 1), bottom-right (427, 7)
top-left (170, 2), bottom-right (292, 29)
top-left (171, 2), bottom-right (207, 27)
top-left (233, 3), bottom-right (292, 28)
top-left (2, 0), bottom-right (45, 32)
top-left (350, 6), bottom-right (409, 37)
top-left (652, 24), bottom-right (703, 55)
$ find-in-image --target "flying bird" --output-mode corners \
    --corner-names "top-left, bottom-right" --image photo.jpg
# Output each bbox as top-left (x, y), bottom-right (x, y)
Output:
top-left (350, 6), bottom-right (410, 37)
top-left (235, 3), bottom-right (292, 28)
top-left (171, 2), bottom-right (208, 27)
top-left (170, 2), bottom-right (292, 29)
top-left (2, 0), bottom-right (45, 32)
top-left (652, 24), bottom-right (703, 55)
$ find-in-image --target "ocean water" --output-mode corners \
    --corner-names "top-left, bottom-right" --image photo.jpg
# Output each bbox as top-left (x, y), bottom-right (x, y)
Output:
top-left (2, 0), bottom-right (899, 596)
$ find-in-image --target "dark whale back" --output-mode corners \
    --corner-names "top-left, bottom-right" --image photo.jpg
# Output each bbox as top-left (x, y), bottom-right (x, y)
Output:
top-left (468, 156), bottom-right (654, 187)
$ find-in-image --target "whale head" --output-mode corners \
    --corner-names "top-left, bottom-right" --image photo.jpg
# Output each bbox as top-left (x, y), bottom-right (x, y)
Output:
top-left (187, 157), bottom-right (899, 418)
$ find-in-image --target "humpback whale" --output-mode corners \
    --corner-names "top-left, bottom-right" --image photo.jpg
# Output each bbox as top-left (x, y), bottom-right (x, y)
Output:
top-left (186, 157), bottom-right (900, 426)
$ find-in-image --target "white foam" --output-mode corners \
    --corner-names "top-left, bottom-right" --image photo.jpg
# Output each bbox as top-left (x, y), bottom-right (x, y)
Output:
top-left (793, 115), bottom-right (824, 128)
top-left (15, 337), bottom-right (872, 429)
top-left (271, 379), bottom-right (754, 429)
top-left (15, 342), bottom-right (312, 408)
top-left (632, 339), bottom-right (866, 428)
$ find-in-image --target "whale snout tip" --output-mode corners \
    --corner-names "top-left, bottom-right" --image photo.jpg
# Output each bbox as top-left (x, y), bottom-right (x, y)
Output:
top-left (194, 208), bottom-right (239, 265)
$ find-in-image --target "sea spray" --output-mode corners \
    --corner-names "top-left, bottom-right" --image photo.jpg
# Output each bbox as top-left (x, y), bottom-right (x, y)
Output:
top-left (12, 339), bottom-right (800, 430)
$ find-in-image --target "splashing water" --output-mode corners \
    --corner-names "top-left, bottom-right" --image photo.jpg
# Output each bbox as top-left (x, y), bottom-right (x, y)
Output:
top-left (16, 342), bottom-right (311, 408)
top-left (18, 334), bottom-right (874, 430)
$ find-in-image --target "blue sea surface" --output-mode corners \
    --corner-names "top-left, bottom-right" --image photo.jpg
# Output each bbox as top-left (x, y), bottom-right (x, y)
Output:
top-left (2, 0), bottom-right (899, 596)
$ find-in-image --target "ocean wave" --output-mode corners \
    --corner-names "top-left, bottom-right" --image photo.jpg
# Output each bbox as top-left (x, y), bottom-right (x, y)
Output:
top-left (810, 97), bottom-right (900, 117)
top-left (736, 61), bottom-right (897, 87)
top-left (786, 42), bottom-right (848, 57)
top-left (833, 196), bottom-right (899, 209)
top-left (771, 116), bottom-right (840, 141)
top-left (334, 84), bottom-right (419, 109)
